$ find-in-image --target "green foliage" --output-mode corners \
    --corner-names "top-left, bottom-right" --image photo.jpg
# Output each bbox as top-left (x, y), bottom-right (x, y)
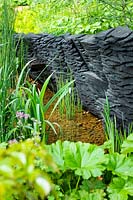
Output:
top-left (6, 71), bottom-right (74, 143)
top-left (0, 134), bottom-right (132, 199)
top-left (46, 136), bottom-right (133, 199)
top-left (107, 177), bottom-right (133, 200)
top-left (0, 0), bottom-right (75, 144)
top-left (12, 0), bottom-right (44, 6)
top-left (12, 0), bottom-right (32, 6)
top-left (0, 0), bottom-right (19, 142)
top-left (15, 0), bottom-right (133, 35)
top-left (47, 140), bottom-right (106, 179)
top-left (98, 0), bottom-right (133, 28)
top-left (0, 139), bottom-right (57, 200)
top-left (57, 73), bottom-right (82, 120)
top-left (121, 133), bottom-right (133, 154)
top-left (103, 97), bottom-right (129, 153)
top-left (106, 153), bottom-right (133, 178)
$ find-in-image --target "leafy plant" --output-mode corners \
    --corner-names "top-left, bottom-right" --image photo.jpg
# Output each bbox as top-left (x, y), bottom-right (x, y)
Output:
top-left (22, 76), bottom-right (74, 142)
top-left (7, 69), bottom-right (74, 143)
top-left (56, 72), bottom-right (82, 120)
top-left (0, 0), bottom-right (75, 144)
top-left (0, 139), bottom-right (57, 200)
top-left (0, 0), bottom-right (19, 142)
top-left (0, 134), bottom-right (132, 199)
top-left (103, 97), bottom-right (130, 153)
top-left (47, 140), bottom-right (106, 179)
top-left (121, 133), bottom-right (133, 155)
top-left (107, 177), bottom-right (133, 200)
top-left (44, 135), bottom-right (133, 199)
top-left (12, 0), bottom-right (32, 6)
top-left (98, 0), bottom-right (133, 28)
top-left (14, 0), bottom-right (133, 35)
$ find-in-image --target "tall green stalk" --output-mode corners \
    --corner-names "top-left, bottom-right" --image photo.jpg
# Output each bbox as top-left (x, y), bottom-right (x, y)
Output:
top-left (56, 72), bottom-right (82, 120)
top-left (0, 0), bottom-right (17, 142)
top-left (103, 97), bottom-right (129, 153)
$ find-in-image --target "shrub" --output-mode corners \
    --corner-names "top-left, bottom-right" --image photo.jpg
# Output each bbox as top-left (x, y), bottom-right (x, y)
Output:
top-left (0, 139), bottom-right (57, 200)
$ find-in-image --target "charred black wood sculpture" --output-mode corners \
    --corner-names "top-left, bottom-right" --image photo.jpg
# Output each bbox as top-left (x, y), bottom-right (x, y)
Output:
top-left (15, 26), bottom-right (133, 129)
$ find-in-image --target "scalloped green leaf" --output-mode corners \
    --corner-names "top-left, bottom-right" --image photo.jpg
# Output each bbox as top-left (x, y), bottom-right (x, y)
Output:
top-left (47, 140), bottom-right (65, 170)
top-left (63, 141), bottom-right (106, 179)
top-left (107, 177), bottom-right (133, 200)
top-left (48, 141), bottom-right (106, 179)
top-left (106, 153), bottom-right (133, 178)
top-left (64, 189), bottom-right (105, 200)
top-left (121, 133), bottom-right (133, 154)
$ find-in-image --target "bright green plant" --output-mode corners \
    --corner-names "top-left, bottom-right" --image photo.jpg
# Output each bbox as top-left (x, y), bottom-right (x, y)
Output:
top-left (103, 97), bottom-right (130, 153)
top-left (0, 138), bottom-right (57, 200)
top-left (105, 136), bottom-right (133, 200)
top-left (56, 71), bottom-right (82, 120)
top-left (0, 134), bottom-right (132, 199)
top-left (0, 0), bottom-right (20, 142)
top-left (45, 135), bottom-right (133, 199)
top-left (121, 133), bottom-right (133, 155)
top-left (14, 0), bottom-right (133, 35)
top-left (12, 0), bottom-right (33, 6)
top-left (98, 0), bottom-right (133, 28)
top-left (12, 0), bottom-right (42, 6)
top-left (0, 0), bottom-right (75, 143)
top-left (15, 0), bottom-right (103, 34)
top-left (57, 76), bottom-right (75, 120)
top-left (46, 140), bottom-right (107, 199)
top-left (7, 70), bottom-right (74, 143)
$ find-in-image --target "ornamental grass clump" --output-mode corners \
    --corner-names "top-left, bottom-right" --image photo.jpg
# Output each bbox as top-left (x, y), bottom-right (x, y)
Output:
top-left (0, 0), bottom-right (19, 142)
top-left (103, 97), bottom-right (131, 153)
top-left (56, 71), bottom-right (82, 120)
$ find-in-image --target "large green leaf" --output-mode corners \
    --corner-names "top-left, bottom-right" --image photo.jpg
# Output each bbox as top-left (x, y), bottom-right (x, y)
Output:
top-left (121, 133), bottom-right (133, 154)
top-left (47, 141), bottom-right (106, 179)
top-left (47, 141), bottom-right (65, 170)
top-left (65, 189), bottom-right (105, 200)
top-left (79, 189), bottom-right (105, 200)
top-left (106, 153), bottom-right (133, 178)
top-left (107, 177), bottom-right (133, 200)
top-left (81, 178), bottom-right (106, 192)
top-left (63, 141), bottom-right (106, 179)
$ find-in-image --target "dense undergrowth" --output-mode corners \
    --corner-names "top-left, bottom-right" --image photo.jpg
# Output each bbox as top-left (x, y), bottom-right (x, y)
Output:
top-left (14, 0), bottom-right (133, 35)
top-left (0, 0), bottom-right (133, 199)
top-left (0, 134), bottom-right (133, 199)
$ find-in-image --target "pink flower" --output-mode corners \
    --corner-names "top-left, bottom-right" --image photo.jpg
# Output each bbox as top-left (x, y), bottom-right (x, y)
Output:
top-left (16, 111), bottom-right (30, 119)
top-left (8, 139), bottom-right (18, 145)
top-left (23, 113), bottom-right (30, 119)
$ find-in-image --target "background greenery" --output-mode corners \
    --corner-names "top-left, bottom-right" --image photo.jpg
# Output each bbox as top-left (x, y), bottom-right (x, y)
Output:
top-left (14, 0), bottom-right (133, 35)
